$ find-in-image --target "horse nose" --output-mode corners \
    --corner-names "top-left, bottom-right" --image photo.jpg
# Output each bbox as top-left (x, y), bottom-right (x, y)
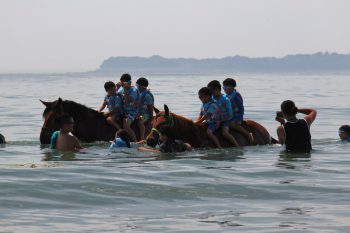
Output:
top-left (146, 138), bottom-right (157, 148)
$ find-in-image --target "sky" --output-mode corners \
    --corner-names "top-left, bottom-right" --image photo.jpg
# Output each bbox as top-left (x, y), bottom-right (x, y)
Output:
top-left (1, 0), bottom-right (350, 73)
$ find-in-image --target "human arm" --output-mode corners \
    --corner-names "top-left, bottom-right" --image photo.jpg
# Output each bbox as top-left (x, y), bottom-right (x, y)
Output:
top-left (195, 112), bottom-right (211, 125)
top-left (73, 137), bottom-right (84, 151)
top-left (137, 146), bottom-right (160, 153)
top-left (276, 125), bottom-right (286, 145)
top-left (298, 108), bottom-right (317, 126)
top-left (184, 143), bottom-right (192, 151)
top-left (98, 100), bottom-right (107, 113)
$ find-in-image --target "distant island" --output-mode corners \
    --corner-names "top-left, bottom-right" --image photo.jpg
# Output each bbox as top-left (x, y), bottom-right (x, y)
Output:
top-left (94, 52), bottom-right (350, 74)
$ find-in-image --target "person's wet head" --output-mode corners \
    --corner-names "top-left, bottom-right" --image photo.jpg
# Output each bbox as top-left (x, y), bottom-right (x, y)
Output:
top-left (207, 80), bottom-right (221, 98)
top-left (56, 114), bottom-right (75, 133)
top-left (104, 81), bottom-right (116, 96)
top-left (116, 129), bottom-right (131, 148)
top-left (222, 78), bottom-right (236, 94)
top-left (281, 100), bottom-right (298, 118)
top-left (339, 125), bottom-right (350, 141)
top-left (198, 87), bottom-right (212, 104)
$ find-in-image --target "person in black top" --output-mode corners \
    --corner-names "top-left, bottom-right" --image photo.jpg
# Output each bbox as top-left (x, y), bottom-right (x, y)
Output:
top-left (138, 125), bottom-right (192, 153)
top-left (0, 133), bottom-right (5, 144)
top-left (275, 100), bottom-right (317, 153)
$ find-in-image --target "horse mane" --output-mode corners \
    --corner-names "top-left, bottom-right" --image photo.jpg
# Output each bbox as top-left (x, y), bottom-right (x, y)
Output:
top-left (43, 99), bottom-right (100, 119)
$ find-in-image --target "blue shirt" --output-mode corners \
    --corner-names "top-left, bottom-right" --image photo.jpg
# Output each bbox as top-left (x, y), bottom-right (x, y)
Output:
top-left (109, 138), bottom-right (129, 149)
top-left (50, 131), bottom-right (60, 149)
top-left (104, 94), bottom-right (123, 117)
top-left (117, 86), bottom-right (140, 115)
top-left (201, 100), bottom-right (219, 124)
top-left (138, 90), bottom-right (154, 115)
top-left (224, 90), bottom-right (244, 122)
top-left (212, 95), bottom-right (233, 121)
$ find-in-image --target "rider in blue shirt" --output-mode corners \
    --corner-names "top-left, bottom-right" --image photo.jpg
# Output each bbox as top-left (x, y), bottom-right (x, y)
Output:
top-left (207, 80), bottom-right (240, 147)
top-left (339, 125), bottom-right (350, 142)
top-left (136, 77), bottom-right (154, 140)
top-left (98, 81), bottom-right (122, 130)
top-left (195, 87), bottom-right (222, 148)
top-left (223, 78), bottom-right (253, 144)
top-left (117, 73), bottom-right (140, 142)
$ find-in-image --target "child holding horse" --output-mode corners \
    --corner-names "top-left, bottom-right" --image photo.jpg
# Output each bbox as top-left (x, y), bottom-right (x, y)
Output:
top-left (207, 81), bottom-right (240, 148)
top-left (117, 73), bottom-right (140, 142)
top-left (223, 78), bottom-right (254, 145)
top-left (136, 77), bottom-right (154, 141)
top-left (138, 125), bottom-right (192, 153)
top-left (50, 114), bottom-right (83, 152)
top-left (195, 87), bottom-right (223, 148)
top-left (98, 81), bottom-right (123, 130)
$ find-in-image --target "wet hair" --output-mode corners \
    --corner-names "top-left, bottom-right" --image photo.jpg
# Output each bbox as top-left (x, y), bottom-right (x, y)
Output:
top-left (120, 73), bottom-right (132, 82)
top-left (56, 114), bottom-right (74, 128)
top-left (198, 87), bottom-right (212, 97)
top-left (159, 125), bottom-right (175, 142)
top-left (223, 78), bottom-right (236, 87)
top-left (281, 100), bottom-right (298, 116)
top-left (207, 80), bottom-right (221, 91)
top-left (339, 125), bottom-right (350, 135)
top-left (116, 129), bottom-right (131, 148)
top-left (104, 81), bottom-right (116, 91)
top-left (136, 77), bottom-right (149, 87)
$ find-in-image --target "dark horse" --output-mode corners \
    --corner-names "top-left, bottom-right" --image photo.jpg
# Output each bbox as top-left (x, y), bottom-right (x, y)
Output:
top-left (40, 98), bottom-right (151, 144)
top-left (146, 105), bottom-right (274, 148)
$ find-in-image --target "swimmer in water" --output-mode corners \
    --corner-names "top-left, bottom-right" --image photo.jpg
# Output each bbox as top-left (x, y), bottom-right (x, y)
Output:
top-left (50, 114), bottom-right (83, 152)
top-left (339, 125), bottom-right (350, 142)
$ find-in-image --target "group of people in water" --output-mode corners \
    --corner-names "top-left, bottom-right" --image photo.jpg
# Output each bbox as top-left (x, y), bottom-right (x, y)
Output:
top-left (23, 73), bottom-right (348, 153)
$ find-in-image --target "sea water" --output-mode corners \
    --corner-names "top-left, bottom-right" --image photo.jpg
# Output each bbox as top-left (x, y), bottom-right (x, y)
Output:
top-left (0, 74), bottom-right (350, 232)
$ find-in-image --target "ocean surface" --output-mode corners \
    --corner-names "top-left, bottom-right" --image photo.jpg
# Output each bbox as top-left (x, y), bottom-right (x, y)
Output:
top-left (0, 73), bottom-right (350, 232)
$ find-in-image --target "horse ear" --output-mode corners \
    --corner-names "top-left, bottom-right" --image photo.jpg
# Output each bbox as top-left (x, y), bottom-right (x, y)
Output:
top-left (154, 106), bottom-right (160, 114)
top-left (52, 98), bottom-right (63, 112)
top-left (164, 104), bottom-right (169, 116)
top-left (40, 99), bottom-right (51, 107)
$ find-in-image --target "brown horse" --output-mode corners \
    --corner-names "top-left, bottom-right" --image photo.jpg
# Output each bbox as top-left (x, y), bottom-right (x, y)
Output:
top-left (40, 98), bottom-right (151, 144)
top-left (146, 105), bottom-right (274, 148)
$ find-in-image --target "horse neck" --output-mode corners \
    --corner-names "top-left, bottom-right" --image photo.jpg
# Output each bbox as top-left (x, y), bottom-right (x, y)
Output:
top-left (172, 114), bottom-right (203, 146)
top-left (62, 101), bottom-right (108, 136)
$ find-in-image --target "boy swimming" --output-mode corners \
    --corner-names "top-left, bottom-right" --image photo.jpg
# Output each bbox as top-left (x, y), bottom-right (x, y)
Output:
top-left (339, 125), bottom-right (350, 142)
top-left (110, 129), bottom-right (131, 149)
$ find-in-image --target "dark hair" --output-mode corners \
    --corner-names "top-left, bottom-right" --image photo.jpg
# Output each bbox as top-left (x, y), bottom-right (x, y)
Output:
top-left (159, 125), bottom-right (175, 142)
top-left (339, 125), bottom-right (350, 135)
top-left (223, 78), bottom-right (236, 87)
top-left (56, 114), bottom-right (74, 128)
top-left (104, 81), bottom-right (116, 91)
top-left (207, 80), bottom-right (221, 91)
top-left (116, 129), bottom-right (131, 148)
top-left (136, 77), bottom-right (149, 87)
top-left (198, 87), bottom-right (212, 96)
top-left (281, 100), bottom-right (298, 116)
top-left (120, 73), bottom-right (132, 82)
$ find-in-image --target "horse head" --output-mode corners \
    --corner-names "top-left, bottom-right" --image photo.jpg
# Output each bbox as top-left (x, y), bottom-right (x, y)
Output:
top-left (146, 104), bottom-right (175, 147)
top-left (39, 98), bottom-right (66, 144)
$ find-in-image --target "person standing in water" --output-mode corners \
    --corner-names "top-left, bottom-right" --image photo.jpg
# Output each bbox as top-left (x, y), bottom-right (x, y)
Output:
top-left (338, 125), bottom-right (350, 142)
top-left (275, 100), bottom-right (317, 153)
top-left (50, 114), bottom-right (83, 152)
